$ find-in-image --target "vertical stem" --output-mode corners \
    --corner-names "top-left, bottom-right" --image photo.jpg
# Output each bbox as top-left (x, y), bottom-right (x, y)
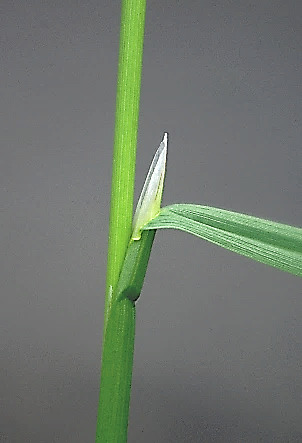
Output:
top-left (96, 0), bottom-right (147, 441)
top-left (104, 0), bottom-right (147, 326)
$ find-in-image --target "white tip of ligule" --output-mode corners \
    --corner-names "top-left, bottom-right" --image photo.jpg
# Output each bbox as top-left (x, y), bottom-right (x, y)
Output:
top-left (132, 132), bottom-right (168, 240)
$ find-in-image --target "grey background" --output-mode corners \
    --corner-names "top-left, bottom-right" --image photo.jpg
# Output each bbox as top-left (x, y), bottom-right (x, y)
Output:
top-left (1, 1), bottom-right (302, 441)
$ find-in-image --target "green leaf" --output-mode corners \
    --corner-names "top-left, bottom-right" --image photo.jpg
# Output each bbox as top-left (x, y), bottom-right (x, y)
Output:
top-left (143, 204), bottom-right (302, 277)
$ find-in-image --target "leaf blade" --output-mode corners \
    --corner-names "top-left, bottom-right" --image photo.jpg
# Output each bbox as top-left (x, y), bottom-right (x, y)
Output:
top-left (143, 204), bottom-right (302, 277)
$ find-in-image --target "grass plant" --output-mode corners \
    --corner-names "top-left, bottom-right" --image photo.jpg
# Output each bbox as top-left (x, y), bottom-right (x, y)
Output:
top-left (96, 1), bottom-right (302, 441)
top-left (96, 0), bottom-right (147, 441)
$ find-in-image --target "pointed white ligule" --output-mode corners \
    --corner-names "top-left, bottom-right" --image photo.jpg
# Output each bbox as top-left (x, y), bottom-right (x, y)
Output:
top-left (132, 132), bottom-right (168, 240)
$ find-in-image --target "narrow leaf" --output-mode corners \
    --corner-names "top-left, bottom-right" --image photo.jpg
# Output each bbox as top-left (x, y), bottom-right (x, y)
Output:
top-left (143, 204), bottom-right (302, 277)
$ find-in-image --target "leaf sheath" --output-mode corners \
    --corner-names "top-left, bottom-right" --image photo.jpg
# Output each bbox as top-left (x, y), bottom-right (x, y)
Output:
top-left (96, 297), bottom-right (135, 442)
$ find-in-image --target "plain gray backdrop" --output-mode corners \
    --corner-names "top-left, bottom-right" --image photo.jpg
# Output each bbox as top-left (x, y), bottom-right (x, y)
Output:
top-left (1, 1), bottom-right (302, 441)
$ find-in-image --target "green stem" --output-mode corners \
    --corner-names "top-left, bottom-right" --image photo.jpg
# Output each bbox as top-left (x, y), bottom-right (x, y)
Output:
top-left (104, 0), bottom-right (147, 326)
top-left (96, 0), bottom-right (147, 441)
